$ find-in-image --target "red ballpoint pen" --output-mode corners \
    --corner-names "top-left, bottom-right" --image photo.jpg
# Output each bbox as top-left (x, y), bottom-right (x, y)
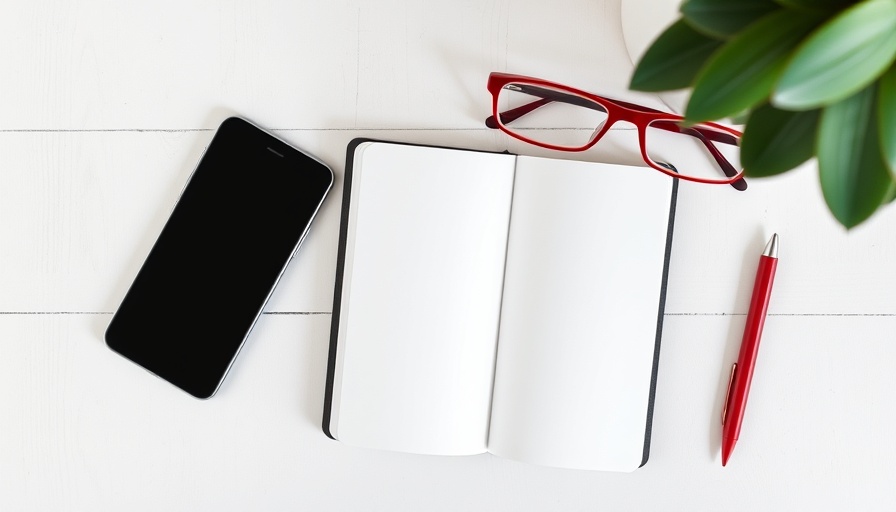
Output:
top-left (721, 233), bottom-right (779, 466)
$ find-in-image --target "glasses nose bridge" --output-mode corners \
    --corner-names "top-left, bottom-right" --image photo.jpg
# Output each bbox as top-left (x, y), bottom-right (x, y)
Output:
top-left (600, 116), bottom-right (641, 136)
top-left (609, 105), bottom-right (648, 127)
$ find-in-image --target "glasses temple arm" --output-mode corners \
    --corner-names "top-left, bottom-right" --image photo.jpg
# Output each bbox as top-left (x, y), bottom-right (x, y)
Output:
top-left (679, 127), bottom-right (737, 176)
top-left (486, 97), bottom-right (554, 128)
top-left (674, 124), bottom-right (747, 190)
top-left (607, 98), bottom-right (740, 146)
top-left (485, 85), bottom-right (610, 128)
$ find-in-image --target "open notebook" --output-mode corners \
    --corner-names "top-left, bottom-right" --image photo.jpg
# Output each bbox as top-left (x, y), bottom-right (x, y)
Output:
top-left (322, 140), bottom-right (677, 472)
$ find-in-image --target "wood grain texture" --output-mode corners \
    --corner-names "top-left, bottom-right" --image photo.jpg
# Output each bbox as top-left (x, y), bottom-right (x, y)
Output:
top-left (1, 315), bottom-right (894, 511)
top-left (1, 0), bottom-right (895, 510)
top-left (0, 0), bottom-right (642, 130)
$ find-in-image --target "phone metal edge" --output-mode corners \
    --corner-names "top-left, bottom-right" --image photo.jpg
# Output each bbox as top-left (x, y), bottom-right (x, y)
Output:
top-left (104, 115), bottom-right (335, 400)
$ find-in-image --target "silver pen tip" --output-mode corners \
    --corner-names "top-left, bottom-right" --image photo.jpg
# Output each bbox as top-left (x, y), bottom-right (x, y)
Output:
top-left (763, 233), bottom-right (779, 258)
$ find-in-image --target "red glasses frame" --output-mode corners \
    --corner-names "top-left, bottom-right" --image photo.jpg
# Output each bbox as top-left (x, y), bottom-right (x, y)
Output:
top-left (485, 72), bottom-right (747, 189)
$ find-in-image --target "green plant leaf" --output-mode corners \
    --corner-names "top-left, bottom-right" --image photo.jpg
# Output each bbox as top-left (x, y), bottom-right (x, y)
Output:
top-left (880, 65), bottom-right (896, 176)
top-left (817, 84), bottom-right (893, 228)
top-left (729, 108), bottom-right (752, 125)
top-left (629, 19), bottom-right (724, 92)
top-left (681, 0), bottom-right (781, 39)
top-left (885, 181), bottom-right (896, 203)
top-left (685, 10), bottom-right (822, 122)
top-left (773, 0), bottom-right (896, 110)
top-left (741, 103), bottom-right (820, 177)
top-left (775, 0), bottom-right (855, 11)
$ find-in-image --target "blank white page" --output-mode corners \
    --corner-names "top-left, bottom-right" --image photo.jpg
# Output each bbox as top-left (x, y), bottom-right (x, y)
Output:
top-left (487, 156), bottom-right (674, 472)
top-left (330, 142), bottom-right (516, 456)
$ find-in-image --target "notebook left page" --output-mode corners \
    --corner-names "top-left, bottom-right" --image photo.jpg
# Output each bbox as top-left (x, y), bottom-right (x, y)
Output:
top-left (327, 142), bottom-right (516, 456)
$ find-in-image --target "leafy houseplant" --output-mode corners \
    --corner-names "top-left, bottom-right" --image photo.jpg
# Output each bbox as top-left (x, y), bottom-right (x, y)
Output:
top-left (629, 0), bottom-right (896, 228)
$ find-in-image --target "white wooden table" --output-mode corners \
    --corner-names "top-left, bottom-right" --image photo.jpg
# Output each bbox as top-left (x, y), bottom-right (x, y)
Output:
top-left (2, 1), bottom-right (895, 510)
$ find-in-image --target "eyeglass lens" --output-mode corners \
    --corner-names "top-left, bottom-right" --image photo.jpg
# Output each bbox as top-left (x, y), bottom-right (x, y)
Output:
top-left (496, 83), bottom-right (609, 149)
top-left (645, 121), bottom-right (742, 182)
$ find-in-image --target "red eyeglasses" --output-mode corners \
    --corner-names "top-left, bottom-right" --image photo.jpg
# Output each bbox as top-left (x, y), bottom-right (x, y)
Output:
top-left (485, 72), bottom-right (747, 190)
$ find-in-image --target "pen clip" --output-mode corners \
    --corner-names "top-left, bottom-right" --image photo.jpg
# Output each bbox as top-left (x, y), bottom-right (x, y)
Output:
top-left (722, 363), bottom-right (737, 426)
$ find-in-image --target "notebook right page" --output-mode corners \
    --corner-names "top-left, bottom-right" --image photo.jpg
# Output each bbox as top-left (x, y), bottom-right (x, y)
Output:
top-left (486, 156), bottom-right (675, 472)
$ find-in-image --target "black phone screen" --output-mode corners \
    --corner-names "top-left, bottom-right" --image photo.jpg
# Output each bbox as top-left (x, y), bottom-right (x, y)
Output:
top-left (105, 117), bottom-right (333, 399)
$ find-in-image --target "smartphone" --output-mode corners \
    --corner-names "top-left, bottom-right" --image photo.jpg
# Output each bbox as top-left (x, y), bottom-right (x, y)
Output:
top-left (105, 116), bottom-right (334, 399)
